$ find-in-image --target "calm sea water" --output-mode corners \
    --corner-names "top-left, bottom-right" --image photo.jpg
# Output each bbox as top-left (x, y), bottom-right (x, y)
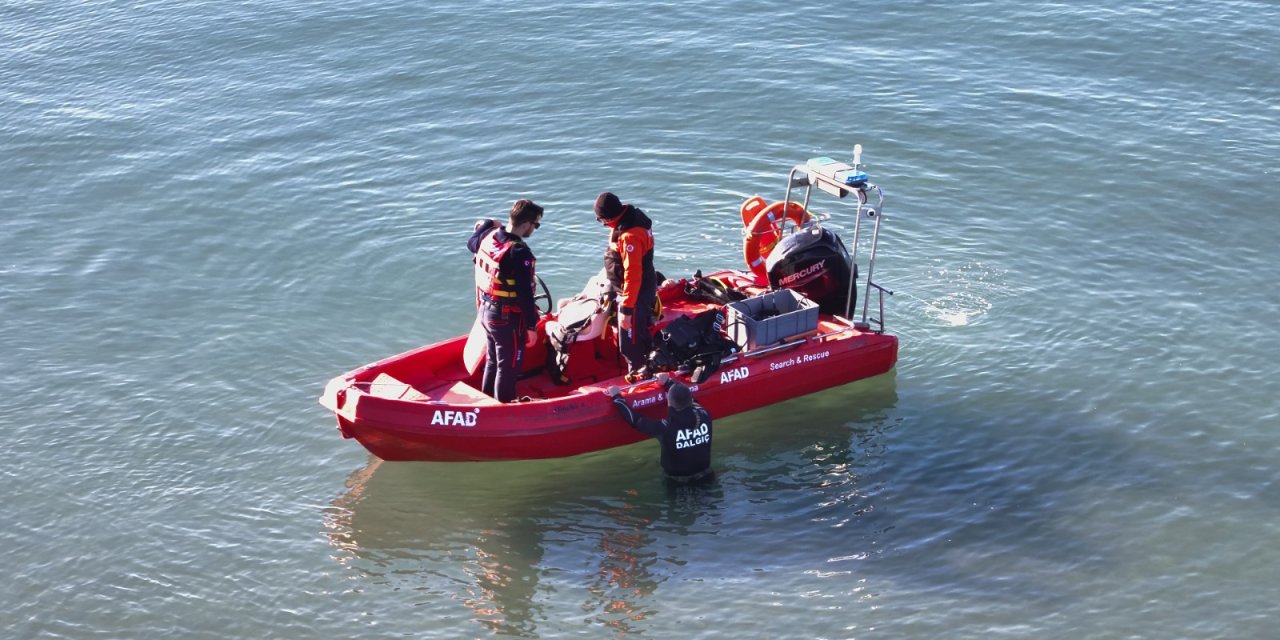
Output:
top-left (4, 1), bottom-right (1280, 638)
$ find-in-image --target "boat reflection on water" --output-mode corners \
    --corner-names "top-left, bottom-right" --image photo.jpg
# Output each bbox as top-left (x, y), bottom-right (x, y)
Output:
top-left (323, 457), bottom-right (722, 635)
top-left (322, 374), bottom-right (896, 635)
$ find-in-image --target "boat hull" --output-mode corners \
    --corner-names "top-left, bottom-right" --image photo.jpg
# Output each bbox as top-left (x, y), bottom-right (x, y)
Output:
top-left (320, 324), bottom-right (897, 462)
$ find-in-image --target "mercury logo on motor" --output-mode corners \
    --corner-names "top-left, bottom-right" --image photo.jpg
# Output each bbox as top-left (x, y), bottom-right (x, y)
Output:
top-left (778, 259), bottom-right (827, 287)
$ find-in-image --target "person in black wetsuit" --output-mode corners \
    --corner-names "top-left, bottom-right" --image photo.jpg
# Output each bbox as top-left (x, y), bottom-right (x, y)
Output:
top-left (607, 372), bottom-right (714, 483)
top-left (468, 199), bottom-right (543, 403)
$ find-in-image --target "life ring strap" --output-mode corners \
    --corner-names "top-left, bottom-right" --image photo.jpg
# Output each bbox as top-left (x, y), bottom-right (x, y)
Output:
top-left (739, 195), bottom-right (767, 227)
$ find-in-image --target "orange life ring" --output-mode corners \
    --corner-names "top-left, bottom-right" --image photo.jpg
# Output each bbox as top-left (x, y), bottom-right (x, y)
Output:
top-left (742, 200), bottom-right (810, 280)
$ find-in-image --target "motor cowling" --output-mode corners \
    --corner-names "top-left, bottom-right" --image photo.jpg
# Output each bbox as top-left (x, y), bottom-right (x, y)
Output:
top-left (764, 225), bottom-right (856, 315)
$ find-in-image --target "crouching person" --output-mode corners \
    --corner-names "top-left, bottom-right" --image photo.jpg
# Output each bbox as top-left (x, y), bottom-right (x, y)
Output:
top-left (607, 372), bottom-right (714, 484)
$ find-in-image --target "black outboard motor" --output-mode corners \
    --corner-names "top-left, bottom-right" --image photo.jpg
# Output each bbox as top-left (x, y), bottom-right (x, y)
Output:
top-left (764, 225), bottom-right (857, 316)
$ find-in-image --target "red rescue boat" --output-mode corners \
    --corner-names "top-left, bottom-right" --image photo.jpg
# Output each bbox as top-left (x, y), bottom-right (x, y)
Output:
top-left (319, 151), bottom-right (897, 461)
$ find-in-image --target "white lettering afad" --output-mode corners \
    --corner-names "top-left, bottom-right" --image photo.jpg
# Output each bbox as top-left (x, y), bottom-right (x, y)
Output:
top-left (430, 408), bottom-right (479, 427)
top-left (719, 365), bottom-right (749, 384)
top-left (674, 423), bottom-right (711, 449)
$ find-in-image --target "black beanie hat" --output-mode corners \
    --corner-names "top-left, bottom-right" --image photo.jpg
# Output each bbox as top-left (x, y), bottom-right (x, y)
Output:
top-left (594, 192), bottom-right (623, 220)
top-left (667, 382), bottom-right (693, 411)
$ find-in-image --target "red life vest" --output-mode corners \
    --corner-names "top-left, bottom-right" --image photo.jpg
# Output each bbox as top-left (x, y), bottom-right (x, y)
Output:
top-left (473, 229), bottom-right (528, 302)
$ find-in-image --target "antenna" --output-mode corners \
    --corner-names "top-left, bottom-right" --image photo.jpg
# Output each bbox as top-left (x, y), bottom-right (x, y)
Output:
top-left (852, 144), bottom-right (862, 169)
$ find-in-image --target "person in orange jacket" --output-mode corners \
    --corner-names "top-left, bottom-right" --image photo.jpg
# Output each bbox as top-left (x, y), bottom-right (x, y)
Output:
top-left (594, 191), bottom-right (657, 383)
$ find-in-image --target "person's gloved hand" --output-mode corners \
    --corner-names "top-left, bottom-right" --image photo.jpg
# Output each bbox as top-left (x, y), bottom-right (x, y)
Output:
top-left (655, 372), bottom-right (670, 385)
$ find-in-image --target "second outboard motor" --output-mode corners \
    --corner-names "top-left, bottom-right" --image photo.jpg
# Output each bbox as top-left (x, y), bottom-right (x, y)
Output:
top-left (764, 225), bottom-right (856, 316)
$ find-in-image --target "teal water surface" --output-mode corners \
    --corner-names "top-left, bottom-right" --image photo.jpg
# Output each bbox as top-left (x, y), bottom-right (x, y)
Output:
top-left (3, 1), bottom-right (1280, 638)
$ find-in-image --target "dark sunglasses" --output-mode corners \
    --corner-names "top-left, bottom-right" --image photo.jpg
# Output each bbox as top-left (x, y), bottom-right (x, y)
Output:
top-left (533, 220), bottom-right (541, 229)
